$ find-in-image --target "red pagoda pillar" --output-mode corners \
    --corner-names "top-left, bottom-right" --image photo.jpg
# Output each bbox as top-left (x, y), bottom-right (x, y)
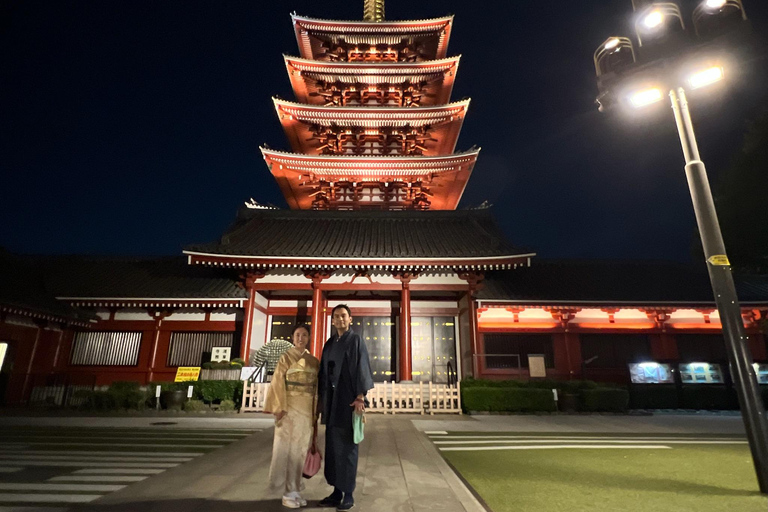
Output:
top-left (240, 271), bottom-right (265, 361)
top-left (460, 272), bottom-right (483, 378)
top-left (396, 272), bottom-right (417, 381)
top-left (305, 270), bottom-right (332, 357)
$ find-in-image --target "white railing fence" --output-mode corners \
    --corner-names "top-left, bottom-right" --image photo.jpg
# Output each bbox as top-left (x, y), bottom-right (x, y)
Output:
top-left (240, 380), bottom-right (461, 415)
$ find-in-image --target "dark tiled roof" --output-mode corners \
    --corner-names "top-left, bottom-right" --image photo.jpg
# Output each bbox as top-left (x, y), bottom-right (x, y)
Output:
top-left (185, 208), bottom-right (531, 260)
top-left (44, 256), bottom-right (246, 299)
top-left (0, 250), bottom-right (91, 321)
top-left (478, 260), bottom-right (768, 305)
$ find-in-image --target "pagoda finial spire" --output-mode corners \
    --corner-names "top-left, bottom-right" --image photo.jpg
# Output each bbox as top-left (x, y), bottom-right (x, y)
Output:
top-left (363, 0), bottom-right (385, 22)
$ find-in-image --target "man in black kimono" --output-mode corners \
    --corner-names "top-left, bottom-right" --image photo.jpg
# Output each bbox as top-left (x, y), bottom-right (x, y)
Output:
top-left (317, 304), bottom-right (374, 511)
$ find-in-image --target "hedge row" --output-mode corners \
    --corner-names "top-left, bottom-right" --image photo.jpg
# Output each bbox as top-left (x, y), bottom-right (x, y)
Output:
top-left (630, 385), bottom-right (743, 410)
top-left (74, 380), bottom-right (243, 411)
top-left (463, 387), bottom-right (557, 413)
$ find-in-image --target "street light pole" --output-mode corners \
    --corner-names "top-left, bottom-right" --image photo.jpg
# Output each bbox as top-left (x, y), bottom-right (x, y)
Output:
top-left (669, 86), bottom-right (768, 493)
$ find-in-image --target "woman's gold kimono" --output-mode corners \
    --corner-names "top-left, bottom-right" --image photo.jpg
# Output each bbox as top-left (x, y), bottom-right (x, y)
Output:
top-left (264, 346), bottom-right (320, 493)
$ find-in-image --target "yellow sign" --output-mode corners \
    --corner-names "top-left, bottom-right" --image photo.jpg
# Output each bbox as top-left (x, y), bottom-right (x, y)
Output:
top-left (707, 255), bottom-right (730, 266)
top-left (174, 367), bottom-right (201, 382)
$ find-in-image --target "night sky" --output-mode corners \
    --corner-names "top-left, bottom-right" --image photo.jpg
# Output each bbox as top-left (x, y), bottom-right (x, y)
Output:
top-left (2, 0), bottom-right (767, 261)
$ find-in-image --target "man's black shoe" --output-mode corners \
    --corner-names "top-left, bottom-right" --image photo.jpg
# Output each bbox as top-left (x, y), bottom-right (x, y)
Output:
top-left (319, 491), bottom-right (343, 508)
top-left (337, 495), bottom-right (354, 511)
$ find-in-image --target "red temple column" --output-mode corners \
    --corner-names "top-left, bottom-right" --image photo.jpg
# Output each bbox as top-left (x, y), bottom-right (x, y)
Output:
top-left (147, 309), bottom-right (172, 382)
top-left (306, 270), bottom-right (332, 357)
top-left (240, 271), bottom-right (266, 361)
top-left (399, 277), bottom-right (413, 381)
top-left (21, 320), bottom-right (44, 402)
top-left (459, 272), bottom-right (483, 378)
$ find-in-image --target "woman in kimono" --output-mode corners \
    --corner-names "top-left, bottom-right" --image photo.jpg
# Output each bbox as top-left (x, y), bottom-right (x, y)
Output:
top-left (264, 324), bottom-right (320, 509)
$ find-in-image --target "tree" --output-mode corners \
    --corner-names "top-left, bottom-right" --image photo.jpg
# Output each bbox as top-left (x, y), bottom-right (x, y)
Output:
top-left (714, 110), bottom-right (768, 273)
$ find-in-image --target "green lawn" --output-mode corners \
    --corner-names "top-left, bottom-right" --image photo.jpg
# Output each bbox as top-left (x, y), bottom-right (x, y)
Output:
top-left (438, 434), bottom-right (767, 512)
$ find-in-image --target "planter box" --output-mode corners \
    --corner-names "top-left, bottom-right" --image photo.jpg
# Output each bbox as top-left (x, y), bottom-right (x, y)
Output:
top-left (200, 369), bottom-right (242, 381)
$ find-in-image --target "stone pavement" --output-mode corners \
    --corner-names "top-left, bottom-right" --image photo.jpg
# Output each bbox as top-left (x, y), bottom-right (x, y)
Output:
top-left (71, 414), bottom-right (485, 512)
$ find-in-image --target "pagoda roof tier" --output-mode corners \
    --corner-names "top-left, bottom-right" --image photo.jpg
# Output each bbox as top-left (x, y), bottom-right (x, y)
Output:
top-left (184, 208), bottom-right (533, 271)
top-left (273, 98), bottom-right (469, 156)
top-left (284, 56), bottom-right (459, 106)
top-left (260, 148), bottom-right (479, 210)
top-left (291, 13), bottom-right (453, 61)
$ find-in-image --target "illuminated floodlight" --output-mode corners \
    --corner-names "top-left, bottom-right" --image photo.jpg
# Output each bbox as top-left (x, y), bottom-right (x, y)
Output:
top-left (643, 10), bottom-right (665, 29)
top-left (638, 362), bottom-right (660, 368)
top-left (604, 38), bottom-right (621, 50)
top-left (705, 0), bottom-right (727, 9)
top-left (689, 66), bottom-right (724, 89)
top-left (629, 88), bottom-right (664, 108)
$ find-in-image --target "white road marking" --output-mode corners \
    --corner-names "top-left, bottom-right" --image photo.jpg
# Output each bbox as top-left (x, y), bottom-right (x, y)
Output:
top-left (0, 455), bottom-right (193, 462)
top-left (48, 475), bottom-right (148, 483)
top-left (429, 435), bottom-right (746, 441)
top-left (0, 494), bottom-right (101, 503)
top-left (0, 451), bottom-right (203, 457)
top-left (0, 461), bottom-right (178, 468)
top-left (0, 469), bottom-right (22, 474)
top-left (1, 436), bottom-right (245, 442)
top-left (0, 443), bottom-right (224, 448)
top-left (0, 483), bottom-right (125, 492)
top-left (73, 468), bottom-right (165, 475)
top-left (440, 444), bottom-right (674, 451)
top-left (433, 439), bottom-right (748, 445)
top-left (0, 506), bottom-right (69, 511)
top-left (424, 431), bottom-right (448, 435)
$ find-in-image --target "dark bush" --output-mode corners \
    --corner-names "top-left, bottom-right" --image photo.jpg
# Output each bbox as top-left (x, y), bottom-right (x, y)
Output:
top-left (679, 385), bottom-right (733, 410)
top-left (462, 387), bottom-right (556, 413)
top-left (201, 362), bottom-right (213, 369)
top-left (75, 390), bottom-right (117, 410)
top-left (231, 358), bottom-right (246, 366)
top-left (580, 388), bottom-right (629, 412)
top-left (107, 381), bottom-right (148, 410)
top-left (184, 399), bottom-right (208, 412)
top-left (630, 384), bottom-right (679, 409)
top-left (194, 380), bottom-right (242, 406)
top-left (218, 399), bottom-right (236, 412)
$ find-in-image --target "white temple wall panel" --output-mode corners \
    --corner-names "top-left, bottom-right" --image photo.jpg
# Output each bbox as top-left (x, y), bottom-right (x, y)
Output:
top-left (260, 269), bottom-right (311, 284)
top-left (165, 310), bottom-right (206, 321)
top-left (114, 309), bottom-right (155, 321)
top-left (210, 311), bottom-right (238, 321)
top-left (411, 300), bottom-right (459, 310)
top-left (250, 308), bottom-right (268, 359)
top-left (254, 291), bottom-right (269, 309)
top-left (269, 300), bottom-right (315, 308)
top-left (412, 272), bottom-right (464, 285)
top-left (5, 316), bottom-right (38, 328)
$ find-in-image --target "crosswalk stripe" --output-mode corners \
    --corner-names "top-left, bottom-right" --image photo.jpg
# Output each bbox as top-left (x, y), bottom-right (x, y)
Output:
top-left (0, 443), bottom-right (224, 448)
top-left (439, 444), bottom-right (675, 451)
top-left (0, 484), bottom-right (125, 492)
top-left (0, 436), bottom-right (243, 442)
top-left (0, 469), bottom-right (22, 474)
top-left (433, 439), bottom-right (748, 445)
top-left (0, 456), bottom-right (192, 463)
top-left (48, 476), bottom-right (148, 483)
top-left (0, 494), bottom-right (101, 504)
top-left (429, 435), bottom-right (746, 440)
top-left (73, 469), bottom-right (164, 475)
top-left (0, 506), bottom-right (68, 511)
top-left (0, 461), bottom-right (178, 468)
top-left (0, 451), bottom-right (203, 457)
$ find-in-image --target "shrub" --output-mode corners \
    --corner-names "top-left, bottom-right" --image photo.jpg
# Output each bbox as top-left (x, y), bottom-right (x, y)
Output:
top-left (462, 387), bottom-right (556, 413)
top-left (201, 362), bottom-right (213, 369)
top-left (108, 381), bottom-right (148, 410)
top-left (630, 384), bottom-right (679, 409)
top-left (580, 388), bottom-right (629, 412)
top-left (231, 358), bottom-right (246, 366)
top-left (230, 361), bottom-right (243, 370)
top-left (76, 390), bottom-right (117, 411)
top-left (210, 361), bottom-right (232, 370)
top-left (218, 399), bottom-right (236, 412)
top-left (184, 399), bottom-right (208, 412)
top-left (194, 380), bottom-right (242, 405)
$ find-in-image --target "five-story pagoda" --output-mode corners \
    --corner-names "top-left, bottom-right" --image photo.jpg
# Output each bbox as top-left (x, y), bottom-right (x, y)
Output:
top-left (185, 1), bottom-right (532, 382)
top-left (264, 1), bottom-right (476, 211)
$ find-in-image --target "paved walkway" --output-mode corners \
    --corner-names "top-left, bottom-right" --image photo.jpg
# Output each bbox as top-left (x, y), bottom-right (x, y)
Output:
top-left (72, 415), bottom-right (485, 512)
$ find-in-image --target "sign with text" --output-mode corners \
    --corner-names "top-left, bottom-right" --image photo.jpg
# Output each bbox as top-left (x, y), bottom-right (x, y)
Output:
top-left (211, 347), bottom-right (232, 362)
top-left (174, 367), bottom-right (201, 382)
top-left (528, 354), bottom-right (547, 378)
